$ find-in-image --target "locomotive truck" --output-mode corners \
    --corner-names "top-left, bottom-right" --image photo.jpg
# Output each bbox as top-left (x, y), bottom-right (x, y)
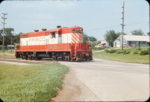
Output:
top-left (15, 26), bottom-right (92, 61)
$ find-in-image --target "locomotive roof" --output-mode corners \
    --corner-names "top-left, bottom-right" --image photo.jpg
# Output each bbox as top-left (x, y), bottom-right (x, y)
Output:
top-left (20, 26), bottom-right (83, 38)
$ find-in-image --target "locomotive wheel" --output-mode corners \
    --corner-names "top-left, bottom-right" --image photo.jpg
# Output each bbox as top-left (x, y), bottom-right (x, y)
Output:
top-left (70, 58), bottom-right (74, 62)
top-left (36, 57), bottom-right (42, 60)
top-left (76, 57), bottom-right (81, 62)
top-left (25, 55), bottom-right (28, 60)
top-left (22, 55), bottom-right (26, 60)
top-left (32, 56), bottom-right (37, 60)
top-left (21, 55), bottom-right (24, 59)
top-left (28, 55), bottom-right (33, 60)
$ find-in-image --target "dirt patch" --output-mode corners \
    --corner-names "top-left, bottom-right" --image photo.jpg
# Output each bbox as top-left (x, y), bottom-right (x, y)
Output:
top-left (0, 61), bottom-right (30, 65)
top-left (0, 58), bottom-right (56, 65)
top-left (51, 69), bottom-right (99, 101)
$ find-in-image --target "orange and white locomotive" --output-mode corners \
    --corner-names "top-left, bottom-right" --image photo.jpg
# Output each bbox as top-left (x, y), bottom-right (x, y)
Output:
top-left (15, 26), bottom-right (92, 61)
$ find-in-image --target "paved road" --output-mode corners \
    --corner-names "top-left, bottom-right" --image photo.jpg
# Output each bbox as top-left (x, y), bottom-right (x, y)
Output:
top-left (57, 59), bottom-right (149, 101)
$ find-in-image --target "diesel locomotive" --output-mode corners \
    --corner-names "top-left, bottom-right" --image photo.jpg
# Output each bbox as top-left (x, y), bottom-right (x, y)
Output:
top-left (15, 26), bottom-right (92, 61)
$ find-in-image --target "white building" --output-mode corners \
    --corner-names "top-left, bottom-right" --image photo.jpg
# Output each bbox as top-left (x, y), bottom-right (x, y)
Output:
top-left (113, 35), bottom-right (150, 47)
top-left (94, 40), bottom-right (109, 48)
top-left (95, 44), bottom-right (101, 48)
top-left (101, 40), bottom-right (109, 47)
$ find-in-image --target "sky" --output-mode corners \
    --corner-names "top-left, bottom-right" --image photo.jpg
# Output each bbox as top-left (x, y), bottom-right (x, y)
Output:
top-left (0, 0), bottom-right (149, 40)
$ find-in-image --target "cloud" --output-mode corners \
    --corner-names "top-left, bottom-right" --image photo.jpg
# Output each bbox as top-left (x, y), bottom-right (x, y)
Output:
top-left (21, 13), bottom-right (55, 25)
top-left (9, 0), bottom-right (77, 9)
top-left (31, 14), bottom-right (54, 20)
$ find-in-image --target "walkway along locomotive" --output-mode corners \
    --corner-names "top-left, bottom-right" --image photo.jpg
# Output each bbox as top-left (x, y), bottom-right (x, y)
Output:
top-left (15, 26), bottom-right (92, 61)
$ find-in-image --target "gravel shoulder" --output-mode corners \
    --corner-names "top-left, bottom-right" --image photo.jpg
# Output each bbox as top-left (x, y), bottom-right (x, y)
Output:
top-left (53, 69), bottom-right (100, 101)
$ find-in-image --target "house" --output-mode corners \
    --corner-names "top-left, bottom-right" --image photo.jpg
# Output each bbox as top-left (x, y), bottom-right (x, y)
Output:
top-left (95, 44), bottom-right (101, 48)
top-left (113, 35), bottom-right (150, 47)
top-left (94, 40), bottom-right (109, 48)
top-left (100, 40), bottom-right (108, 48)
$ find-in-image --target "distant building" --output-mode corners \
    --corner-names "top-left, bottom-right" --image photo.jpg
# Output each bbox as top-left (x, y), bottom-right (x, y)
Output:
top-left (113, 35), bottom-right (150, 47)
top-left (94, 40), bottom-right (108, 48)
top-left (95, 44), bottom-right (101, 48)
top-left (100, 40), bottom-right (107, 48)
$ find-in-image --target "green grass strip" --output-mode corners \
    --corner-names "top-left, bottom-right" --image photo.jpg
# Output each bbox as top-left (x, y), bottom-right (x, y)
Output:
top-left (93, 48), bottom-right (149, 64)
top-left (0, 63), bottom-right (68, 102)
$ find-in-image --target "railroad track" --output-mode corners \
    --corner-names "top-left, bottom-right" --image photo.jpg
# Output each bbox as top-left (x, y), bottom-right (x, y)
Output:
top-left (0, 57), bottom-right (56, 64)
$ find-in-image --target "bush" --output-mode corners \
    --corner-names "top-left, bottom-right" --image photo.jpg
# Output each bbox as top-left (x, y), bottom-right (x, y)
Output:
top-left (105, 49), bottom-right (109, 53)
top-left (105, 49), bottom-right (116, 53)
top-left (140, 50), bottom-right (149, 55)
top-left (135, 48), bottom-right (141, 51)
top-left (116, 50), bottom-right (130, 54)
top-left (109, 49), bottom-right (117, 53)
top-left (133, 50), bottom-right (139, 54)
top-left (147, 48), bottom-right (150, 52)
top-left (123, 50), bottom-right (129, 54)
top-left (93, 47), bottom-right (105, 50)
top-left (123, 50), bottom-right (130, 54)
top-left (116, 50), bottom-right (123, 54)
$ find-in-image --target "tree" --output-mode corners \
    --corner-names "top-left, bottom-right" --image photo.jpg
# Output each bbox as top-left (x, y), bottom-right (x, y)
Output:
top-left (13, 34), bottom-right (20, 44)
top-left (116, 32), bottom-right (127, 35)
top-left (83, 33), bottom-right (97, 43)
top-left (0, 28), bottom-right (21, 47)
top-left (147, 32), bottom-right (150, 36)
top-left (83, 33), bottom-right (89, 43)
top-left (88, 36), bottom-right (97, 42)
top-left (0, 28), bottom-right (14, 46)
top-left (131, 29), bottom-right (144, 35)
top-left (104, 30), bottom-right (120, 47)
top-left (94, 41), bottom-right (101, 45)
top-left (82, 33), bottom-right (98, 48)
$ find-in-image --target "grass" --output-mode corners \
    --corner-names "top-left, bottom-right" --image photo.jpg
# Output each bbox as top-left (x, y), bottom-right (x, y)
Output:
top-left (0, 63), bottom-right (68, 102)
top-left (0, 50), bottom-right (15, 58)
top-left (93, 47), bottom-right (150, 64)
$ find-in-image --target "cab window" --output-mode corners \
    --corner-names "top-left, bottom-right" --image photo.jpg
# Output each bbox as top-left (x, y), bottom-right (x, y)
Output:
top-left (58, 34), bottom-right (62, 37)
top-left (52, 32), bottom-right (56, 38)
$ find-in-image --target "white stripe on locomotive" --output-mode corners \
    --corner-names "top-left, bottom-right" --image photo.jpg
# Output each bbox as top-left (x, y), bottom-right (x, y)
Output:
top-left (20, 33), bottom-right (81, 46)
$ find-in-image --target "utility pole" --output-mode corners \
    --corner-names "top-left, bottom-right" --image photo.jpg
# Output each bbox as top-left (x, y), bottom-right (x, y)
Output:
top-left (1, 13), bottom-right (7, 51)
top-left (10, 31), bottom-right (13, 52)
top-left (121, 1), bottom-right (125, 50)
top-left (146, 0), bottom-right (150, 33)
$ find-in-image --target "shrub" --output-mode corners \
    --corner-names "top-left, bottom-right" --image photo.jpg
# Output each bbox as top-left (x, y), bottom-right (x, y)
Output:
top-left (147, 48), bottom-right (150, 53)
top-left (109, 49), bottom-right (117, 53)
top-left (116, 50), bottom-right (130, 54)
top-left (135, 48), bottom-right (141, 51)
top-left (105, 49), bottom-right (116, 53)
top-left (140, 50), bottom-right (149, 55)
top-left (93, 47), bottom-right (105, 50)
top-left (116, 50), bottom-right (123, 54)
top-left (123, 50), bottom-right (130, 54)
top-left (133, 50), bottom-right (139, 54)
top-left (105, 49), bottom-right (109, 53)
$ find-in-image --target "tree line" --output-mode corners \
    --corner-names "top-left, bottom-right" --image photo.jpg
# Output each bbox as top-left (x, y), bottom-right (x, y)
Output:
top-left (0, 28), bottom-right (148, 48)
top-left (0, 28), bottom-right (20, 46)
